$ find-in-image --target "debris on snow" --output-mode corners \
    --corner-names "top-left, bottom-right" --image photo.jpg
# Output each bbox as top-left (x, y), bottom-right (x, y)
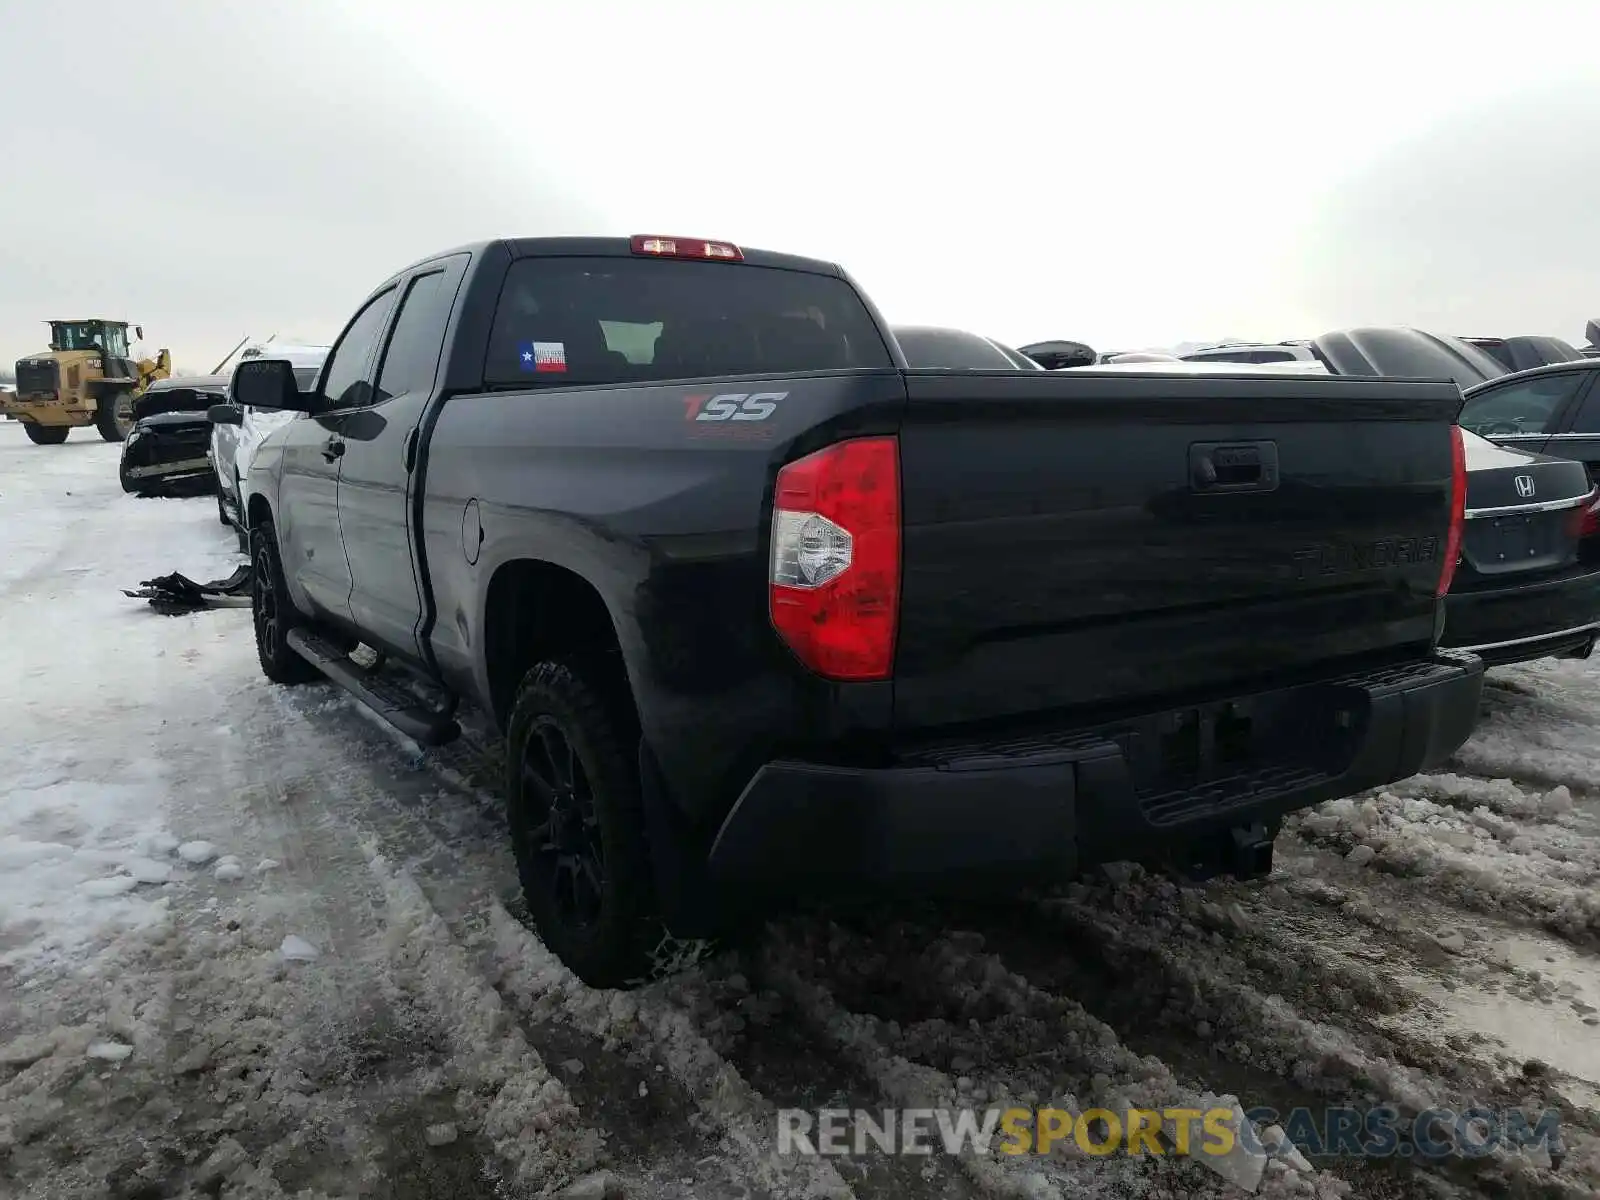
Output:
top-left (424, 1122), bottom-right (459, 1147)
top-left (213, 855), bottom-right (244, 882)
top-left (86, 1041), bottom-right (133, 1062)
top-left (254, 858), bottom-right (280, 872)
top-left (146, 831), bottom-right (180, 856)
top-left (1345, 843), bottom-right (1376, 867)
top-left (176, 840), bottom-right (218, 864)
top-left (279, 934), bottom-right (320, 961)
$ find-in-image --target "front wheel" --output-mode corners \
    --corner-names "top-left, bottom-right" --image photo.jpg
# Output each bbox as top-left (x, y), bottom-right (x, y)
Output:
top-left (23, 422), bottom-right (70, 445)
top-left (505, 661), bottom-right (660, 988)
top-left (118, 454), bottom-right (146, 495)
top-left (95, 392), bottom-right (135, 441)
top-left (249, 519), bottom-right (319, 686)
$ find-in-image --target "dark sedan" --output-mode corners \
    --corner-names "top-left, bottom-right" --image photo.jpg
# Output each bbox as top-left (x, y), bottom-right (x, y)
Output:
top-left (1443, 430), bottom-right (1600, 665)
top-left (119, 374), bottom-right (231, 497)
top-left (1303, 330), bottom-right (1600, 665)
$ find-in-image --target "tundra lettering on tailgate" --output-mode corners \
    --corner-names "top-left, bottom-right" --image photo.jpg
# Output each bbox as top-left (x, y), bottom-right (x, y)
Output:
top-left (1292, 536), bottom-right (1440, 581)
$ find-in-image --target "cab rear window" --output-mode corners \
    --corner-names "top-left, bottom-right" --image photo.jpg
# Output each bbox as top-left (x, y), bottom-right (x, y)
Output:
top-left (483, 256), bottom-right (892, 387)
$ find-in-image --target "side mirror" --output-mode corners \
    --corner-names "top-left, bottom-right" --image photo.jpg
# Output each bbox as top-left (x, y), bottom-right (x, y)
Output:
top-left (232, 358), bottom-right (315, 413)
top-left (1017, 339), bottom-right (1099, 370)
top-left (208, 403), bottom-right (244, 426)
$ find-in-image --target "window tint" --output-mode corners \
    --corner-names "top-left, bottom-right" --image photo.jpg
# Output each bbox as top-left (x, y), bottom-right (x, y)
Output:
top-left (483, 256), bottom-right (891, 387)
top-left (321, 289), bottom-right (397, 410)
top-left (1458, 372), bottom-right (1586, 437)
top-left (1563, 375), bottom-right (1600, 433)
top-left (375, 271), bottom-right (450, 402)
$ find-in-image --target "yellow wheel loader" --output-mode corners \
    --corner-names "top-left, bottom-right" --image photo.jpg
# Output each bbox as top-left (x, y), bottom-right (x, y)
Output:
top-left (1, 320), bottom-right (172, 445)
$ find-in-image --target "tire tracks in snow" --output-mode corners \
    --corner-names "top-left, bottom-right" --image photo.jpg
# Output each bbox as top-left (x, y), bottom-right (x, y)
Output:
top-left (282, 685), bottom-right (865, 1199)
top-left (998, 870), bottom-right (1600, 1199)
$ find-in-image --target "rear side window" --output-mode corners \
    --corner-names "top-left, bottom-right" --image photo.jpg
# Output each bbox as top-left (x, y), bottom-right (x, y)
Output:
top-left (483, 256), bottom-right (892, 387)
top-left (1459, 372), bottom-right (1587, 437)
top-left (375, 271), bottom-right (450, 402)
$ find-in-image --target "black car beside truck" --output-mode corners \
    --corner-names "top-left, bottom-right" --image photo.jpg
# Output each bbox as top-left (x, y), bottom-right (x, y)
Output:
top-left (119, 374), bottom-right (231, 497)
top-left (229, 235), bottom-right (1484, 987)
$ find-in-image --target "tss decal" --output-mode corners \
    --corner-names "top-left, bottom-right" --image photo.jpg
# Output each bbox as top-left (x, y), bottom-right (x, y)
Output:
top-left (683, 391), bottom-right (787, 422)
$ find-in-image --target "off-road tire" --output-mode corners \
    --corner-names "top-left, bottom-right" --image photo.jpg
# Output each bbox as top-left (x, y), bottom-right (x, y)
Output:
top-left (22, 423), bottom-right (69, 445)
top-left (505, 660), bottom-right (660, 989)
top-left (249, 519), bottom-right (319, 686)
top-left (96, 392), bottom-right (135, 442)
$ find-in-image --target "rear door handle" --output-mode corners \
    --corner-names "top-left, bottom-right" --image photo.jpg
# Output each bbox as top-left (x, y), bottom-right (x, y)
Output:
top-left (1189, 440), bottom-right (1279, 493)
top-left (322, 438), bottom-right (345, 463)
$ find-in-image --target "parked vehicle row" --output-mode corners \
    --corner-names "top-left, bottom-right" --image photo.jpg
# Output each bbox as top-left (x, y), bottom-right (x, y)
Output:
top-left (214, 233), bottom-right (1485, 988)
top-left (112, 344), bottom-right (330, 539)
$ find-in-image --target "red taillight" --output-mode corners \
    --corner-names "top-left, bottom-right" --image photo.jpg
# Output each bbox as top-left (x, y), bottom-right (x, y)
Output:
top-left (769, 437), bottom-right (901, 681)
top-left (1437, 424), bottom-right (1468, 597)
top-left (1566, 488), bottom-right (1600, 540)
top-left (630, 235), bottom-right (743, 261)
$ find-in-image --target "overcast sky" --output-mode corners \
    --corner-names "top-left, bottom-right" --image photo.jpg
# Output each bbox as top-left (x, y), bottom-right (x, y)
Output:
top-left (3, 0), bottom-right (1597, 371)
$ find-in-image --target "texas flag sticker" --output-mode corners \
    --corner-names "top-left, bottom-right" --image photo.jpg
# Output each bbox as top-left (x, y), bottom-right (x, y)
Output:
top-left (519, 341), bottom-right (567, 373)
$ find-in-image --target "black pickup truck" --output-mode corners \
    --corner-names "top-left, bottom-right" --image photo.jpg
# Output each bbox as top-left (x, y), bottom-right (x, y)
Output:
top-left (231, 235), bottom-right (1485, 987)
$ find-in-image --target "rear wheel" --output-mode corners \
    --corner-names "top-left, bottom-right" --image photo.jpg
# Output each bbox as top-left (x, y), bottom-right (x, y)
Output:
top-left (249, 519), bottom-right (319, 686)
top-left (22, 423), bottom-right (69, 445)
top-left (505, 660), bottom-right (660, 988)
top-left (95, 392), bottom-right (135, 441)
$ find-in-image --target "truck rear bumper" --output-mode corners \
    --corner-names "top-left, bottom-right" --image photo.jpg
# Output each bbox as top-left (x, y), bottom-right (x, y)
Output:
top-left (706, 651), bottom-right (1485, 891)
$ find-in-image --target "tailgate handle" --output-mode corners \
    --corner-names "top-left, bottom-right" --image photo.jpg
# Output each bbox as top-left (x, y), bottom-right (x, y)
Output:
top-left (1190, 440), bottom-right (1279, 493)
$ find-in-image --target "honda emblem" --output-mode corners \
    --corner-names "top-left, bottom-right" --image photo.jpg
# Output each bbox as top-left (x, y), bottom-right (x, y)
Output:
top-left (1514, 474), bottom-right (1536, 498)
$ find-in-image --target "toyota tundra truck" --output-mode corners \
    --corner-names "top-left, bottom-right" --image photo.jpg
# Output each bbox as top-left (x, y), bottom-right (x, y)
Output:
top-left (227, 234), bottom-right (1484, 987)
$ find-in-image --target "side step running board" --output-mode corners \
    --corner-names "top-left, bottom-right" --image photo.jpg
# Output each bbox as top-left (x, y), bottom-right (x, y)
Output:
top-left (286, 627), bottom-right (460, 746)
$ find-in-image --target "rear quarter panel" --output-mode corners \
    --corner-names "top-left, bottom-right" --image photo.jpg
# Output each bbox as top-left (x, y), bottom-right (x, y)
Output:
top-left (418, 371), bottom-right (906, 820)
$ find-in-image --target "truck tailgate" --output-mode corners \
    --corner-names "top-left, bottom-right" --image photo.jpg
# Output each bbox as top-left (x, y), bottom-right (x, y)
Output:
top-left (893, 370), bottom-right (1465, 730)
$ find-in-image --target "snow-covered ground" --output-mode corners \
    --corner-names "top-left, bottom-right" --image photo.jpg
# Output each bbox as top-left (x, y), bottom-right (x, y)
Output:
top-left (2, 418), bottom-right (1599, 1200)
